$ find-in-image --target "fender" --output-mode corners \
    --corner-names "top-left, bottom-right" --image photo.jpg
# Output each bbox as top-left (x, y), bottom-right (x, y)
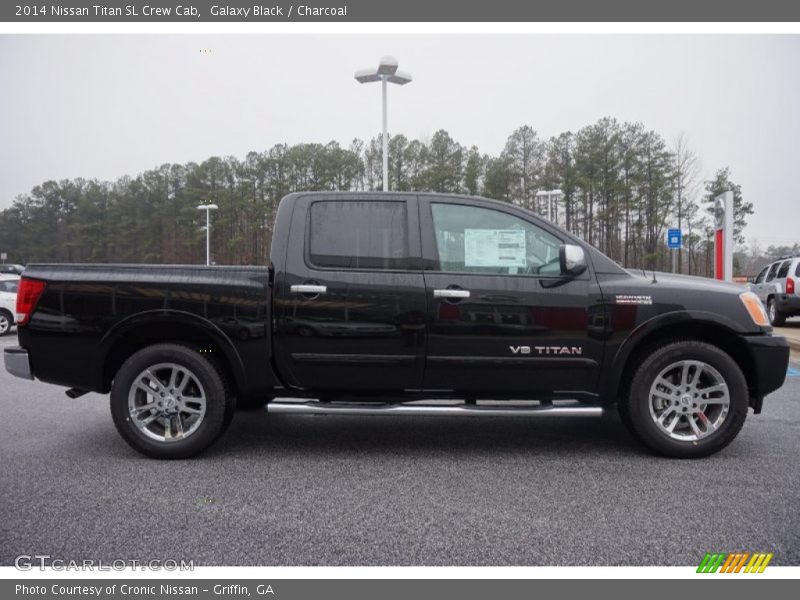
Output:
top-left (97, 309), bottom-right (248, 393)
top-left (599, 309), bottom-right (751, 401)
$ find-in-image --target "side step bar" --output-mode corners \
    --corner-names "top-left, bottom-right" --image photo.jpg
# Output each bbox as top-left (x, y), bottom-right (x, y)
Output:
top-left (267, 401), bottom-right (603, 418)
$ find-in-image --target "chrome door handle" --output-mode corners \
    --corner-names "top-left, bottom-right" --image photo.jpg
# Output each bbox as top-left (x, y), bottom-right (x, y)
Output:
top-left (433, 289), bottom-right (470, 299)
top-left (290, 284), bottom-right (327, 294)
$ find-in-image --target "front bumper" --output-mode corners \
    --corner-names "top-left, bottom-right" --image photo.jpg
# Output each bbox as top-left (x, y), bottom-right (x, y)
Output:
top-left (4, 346), bottom-right (33, 380)
top-left (741, 334), bottom-right (789, 411)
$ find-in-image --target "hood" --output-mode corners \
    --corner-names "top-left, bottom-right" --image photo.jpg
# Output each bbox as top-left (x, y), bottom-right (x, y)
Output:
top-left (626, 270), bottom-right (746, 295)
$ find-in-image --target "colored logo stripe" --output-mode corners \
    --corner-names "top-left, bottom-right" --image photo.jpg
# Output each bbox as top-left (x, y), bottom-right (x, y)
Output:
top-left (697, 552), bottom-right (773, 573)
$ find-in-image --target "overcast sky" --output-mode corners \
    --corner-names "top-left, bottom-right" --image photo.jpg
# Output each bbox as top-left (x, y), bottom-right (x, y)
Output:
top-left (1, 34), bottom-right (798, 246)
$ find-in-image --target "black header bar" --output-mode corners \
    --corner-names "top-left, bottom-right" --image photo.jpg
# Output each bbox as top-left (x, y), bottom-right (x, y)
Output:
top-left (3, 0), bottom-right (800, 22)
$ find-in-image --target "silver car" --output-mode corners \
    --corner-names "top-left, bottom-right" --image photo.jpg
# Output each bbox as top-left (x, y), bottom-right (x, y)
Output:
top-left (751, 255), bottom-right (800, 326)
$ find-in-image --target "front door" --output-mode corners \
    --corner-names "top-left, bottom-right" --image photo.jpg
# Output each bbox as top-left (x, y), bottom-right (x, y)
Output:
top-left (419, 197), bottom-right (603, 396)
top-left (274, 195), bottom-right (427, 394)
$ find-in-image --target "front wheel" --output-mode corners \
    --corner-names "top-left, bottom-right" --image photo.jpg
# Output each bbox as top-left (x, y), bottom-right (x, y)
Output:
top-left (620, 341), bottom-right (748, 458)
top-left (110, 344), bottom-right (234, 459)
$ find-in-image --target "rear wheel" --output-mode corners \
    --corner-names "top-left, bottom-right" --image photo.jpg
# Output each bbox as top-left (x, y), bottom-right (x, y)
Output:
top-left (110, 344), bottom-right (234, 459)
top-left (767, 298), bottom-right (786, 326)
top-left (621, 340), bottom-right (748, 458)
top-left (0, 310), bottom-right (12, 336)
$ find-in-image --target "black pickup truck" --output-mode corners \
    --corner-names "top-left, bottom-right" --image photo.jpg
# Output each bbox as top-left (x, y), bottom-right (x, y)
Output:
top-left (4, 192), bottom-right (790, 459)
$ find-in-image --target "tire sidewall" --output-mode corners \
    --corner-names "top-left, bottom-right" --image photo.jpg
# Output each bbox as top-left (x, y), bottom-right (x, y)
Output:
top-left (627, 341), bottom-right (748, 458)
top-left (110, 344), bottom-right (230, 459)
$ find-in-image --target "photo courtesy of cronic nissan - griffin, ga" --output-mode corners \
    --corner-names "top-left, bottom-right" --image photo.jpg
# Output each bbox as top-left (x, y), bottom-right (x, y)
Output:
top-left (4, 193), bottom-right (790, 459)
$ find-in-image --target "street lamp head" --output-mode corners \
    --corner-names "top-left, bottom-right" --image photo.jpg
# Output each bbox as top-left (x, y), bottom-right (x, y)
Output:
top-left (354, 68), bottom-right (381, 83)
top-left (378, 56), bottom-right (399, 75)
top-left (355, 57), bottom-right (411, 85)
top-left (387, 70), bottom-right (412, 85)
top-left (197, 204), bottom-right (219, 211)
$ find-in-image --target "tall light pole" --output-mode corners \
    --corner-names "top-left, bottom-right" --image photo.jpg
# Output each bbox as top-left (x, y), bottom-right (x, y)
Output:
top-left (355, 56), bottom-right (412, 191)
top-left (535, 189), bottom-right (563, 223)
top-left (197, 203), bottom-right (218, 265)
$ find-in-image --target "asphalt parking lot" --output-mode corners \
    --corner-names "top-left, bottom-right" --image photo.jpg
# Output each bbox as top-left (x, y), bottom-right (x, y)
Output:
top-left (0, 332), bottom-right (798, 567)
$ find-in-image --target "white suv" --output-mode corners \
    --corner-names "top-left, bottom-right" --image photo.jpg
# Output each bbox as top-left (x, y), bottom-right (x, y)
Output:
top-left (751, 255), bottom-right (800, 326)
top-left (0, 275), bottom-right (19, 336)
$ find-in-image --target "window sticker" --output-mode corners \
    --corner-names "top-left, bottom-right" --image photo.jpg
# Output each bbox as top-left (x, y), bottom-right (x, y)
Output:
top-left (464, 229), bottom-right (527, 267)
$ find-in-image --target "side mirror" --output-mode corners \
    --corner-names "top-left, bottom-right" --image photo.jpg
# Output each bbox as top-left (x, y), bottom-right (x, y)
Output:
top-left (559, 244), bottom-right (587, 277)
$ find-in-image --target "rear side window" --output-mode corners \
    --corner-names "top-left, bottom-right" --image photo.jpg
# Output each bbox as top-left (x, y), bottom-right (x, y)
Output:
top-left (777, 260), bottom-right (792, 278)
top-left (796, 262), bottom-right (800, 277)
top-left (308, 201), bottom-right (410, 270)
top-left (766, 262), bottom-right (781, 282)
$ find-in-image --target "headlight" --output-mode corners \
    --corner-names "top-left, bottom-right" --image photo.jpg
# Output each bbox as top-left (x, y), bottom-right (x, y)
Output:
top-left (739, 291), bottom-right (769, 327)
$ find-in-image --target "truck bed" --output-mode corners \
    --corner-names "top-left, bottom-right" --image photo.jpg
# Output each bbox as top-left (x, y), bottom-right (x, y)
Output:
top-left (18, 263), bottom-right (276, 399)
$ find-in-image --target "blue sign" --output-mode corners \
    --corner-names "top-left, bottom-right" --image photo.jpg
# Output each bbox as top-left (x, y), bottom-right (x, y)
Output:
top-left (667, 228), bottom-right (682, 249)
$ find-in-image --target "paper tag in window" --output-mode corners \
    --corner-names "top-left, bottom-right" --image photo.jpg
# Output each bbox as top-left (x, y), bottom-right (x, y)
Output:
top-left (464, 229), bottom-right (527, 267)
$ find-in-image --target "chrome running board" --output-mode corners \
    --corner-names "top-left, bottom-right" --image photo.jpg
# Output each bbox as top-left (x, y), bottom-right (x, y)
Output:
top-left (267, 400), bottom-right (603, 418)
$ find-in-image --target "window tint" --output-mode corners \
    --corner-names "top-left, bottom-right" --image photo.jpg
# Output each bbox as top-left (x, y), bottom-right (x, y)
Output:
top-left (777, 260), bottom-right (792, 278)
top-left (308, 201), bottom-right (410, 270)
top-left (430, 203), bottom-right (562, 276)
top-left (755, 267), bottom-right (768, 284)
top-left (766, 262), bottom-right (781, 282)
top-left (795, 262), bottom-right (800, 277)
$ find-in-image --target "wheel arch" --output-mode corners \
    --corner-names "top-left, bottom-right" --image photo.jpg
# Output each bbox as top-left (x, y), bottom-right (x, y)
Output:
top-left (98, 311), bottom-right (247, 397)
top-left (604, 312), bottom-right (758, 407)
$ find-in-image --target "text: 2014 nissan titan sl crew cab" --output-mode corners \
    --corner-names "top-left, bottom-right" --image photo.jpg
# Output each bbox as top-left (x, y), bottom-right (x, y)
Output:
top-left (4, 193), bottom-right (790, 458)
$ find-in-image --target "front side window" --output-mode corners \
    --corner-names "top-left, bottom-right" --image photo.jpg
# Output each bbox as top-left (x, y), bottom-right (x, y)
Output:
top-left (308, 201), bottom-right (410, 270)
top-left (755, 267), bottom-right (768, 284)
top-left (431, 203), bottom-right (562, 276)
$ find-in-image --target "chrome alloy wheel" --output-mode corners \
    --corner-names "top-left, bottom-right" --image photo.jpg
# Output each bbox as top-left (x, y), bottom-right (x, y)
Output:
top-left (127, 362), bottom-right (207, 443)
top-left (648, 360), bottom-right (730, 442)
top-left (0, 313), bottom-right (9, 335)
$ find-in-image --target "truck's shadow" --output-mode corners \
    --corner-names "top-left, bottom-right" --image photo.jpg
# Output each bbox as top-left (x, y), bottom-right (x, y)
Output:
top-left (212, 408), bottom-right (647, 458)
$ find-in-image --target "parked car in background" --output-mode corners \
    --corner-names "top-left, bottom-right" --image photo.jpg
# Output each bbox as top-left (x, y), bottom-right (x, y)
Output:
top-left (750, 255), bottom-right (800, 326)
top-left (0, 264), bottom-right (25, 275)
top-left (0, 274), bottom-right (20, 336)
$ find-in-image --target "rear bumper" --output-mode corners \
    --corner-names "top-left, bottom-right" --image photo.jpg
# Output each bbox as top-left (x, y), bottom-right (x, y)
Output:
top-left (775, 294), bottom-right (800, 314)
top-left (741, 334), bottom-right (789, 409)
top-left (4, 346), bottom-right (33, 380)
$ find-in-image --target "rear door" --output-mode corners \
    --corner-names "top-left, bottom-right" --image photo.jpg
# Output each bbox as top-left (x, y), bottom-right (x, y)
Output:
top-left (273, 194), bottom-right (427, 393)
top-left (418, 197), bottom-right (604, 396)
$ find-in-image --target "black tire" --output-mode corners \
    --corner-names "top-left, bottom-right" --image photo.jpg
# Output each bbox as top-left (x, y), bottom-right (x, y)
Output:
top-left (110, 343), bottom-right (235, 459)
top-left (767, 298), bottom-right (786, 327)
top-left (0, 309), bottom-right (12, 336)
top-left (621, 340), bottom-right (748, 458)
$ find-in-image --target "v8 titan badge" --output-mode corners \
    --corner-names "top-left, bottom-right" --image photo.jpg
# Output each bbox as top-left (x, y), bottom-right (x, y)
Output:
top-left (615, 294), bottom-right (653, 305)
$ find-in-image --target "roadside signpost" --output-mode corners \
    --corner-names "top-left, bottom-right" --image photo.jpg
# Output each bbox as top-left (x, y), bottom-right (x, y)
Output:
top-left (667, 228), bottom-right (681, 273)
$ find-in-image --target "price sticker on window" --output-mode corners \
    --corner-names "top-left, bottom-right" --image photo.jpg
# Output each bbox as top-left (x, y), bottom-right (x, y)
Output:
top-left (464, 229), bottom-right (527, 267)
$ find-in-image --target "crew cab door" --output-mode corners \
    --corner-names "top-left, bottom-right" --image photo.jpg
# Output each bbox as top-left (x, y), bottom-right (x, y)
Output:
top-left (419, 197), bottom-right (603, 395)
top-left (273, 195), bottom-right (426, 393)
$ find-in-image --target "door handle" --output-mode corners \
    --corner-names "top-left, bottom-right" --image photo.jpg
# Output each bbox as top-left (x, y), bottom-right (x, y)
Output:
top-left (290, 284), bottom-right (327, 295)
top-left (433, 289), bottom-right (470, 299)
